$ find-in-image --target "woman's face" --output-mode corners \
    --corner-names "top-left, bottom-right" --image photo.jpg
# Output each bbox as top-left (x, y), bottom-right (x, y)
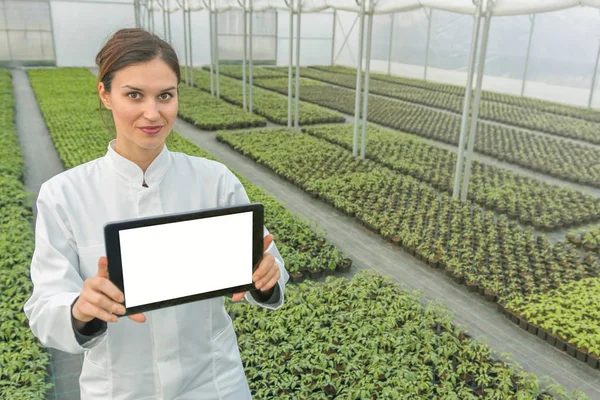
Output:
top-left (98, 57), bottom-right (178, 160)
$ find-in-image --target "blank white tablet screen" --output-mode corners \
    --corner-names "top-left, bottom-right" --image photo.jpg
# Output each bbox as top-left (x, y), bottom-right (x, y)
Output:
top-left (118, 212), bottom-right (254, 308)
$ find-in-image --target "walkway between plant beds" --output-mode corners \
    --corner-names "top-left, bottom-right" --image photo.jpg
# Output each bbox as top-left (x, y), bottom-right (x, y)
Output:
top-left (12, 68), bottom-right (83, 400)
top-left (174, 117), bottom-right (600, 398)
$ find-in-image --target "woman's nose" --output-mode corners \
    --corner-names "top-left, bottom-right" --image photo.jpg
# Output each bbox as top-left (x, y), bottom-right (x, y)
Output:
top-left (143, 100), bottom-right (161, 121)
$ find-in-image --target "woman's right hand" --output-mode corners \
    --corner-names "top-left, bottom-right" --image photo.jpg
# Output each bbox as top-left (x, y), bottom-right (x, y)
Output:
top-left (72, 257), bottom-right (146, 326)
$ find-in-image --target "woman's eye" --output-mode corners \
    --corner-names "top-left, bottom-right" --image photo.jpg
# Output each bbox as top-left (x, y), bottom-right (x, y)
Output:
top-left (128, 92), bottom-right (141, 99)
top-left (159, 93), bottom-right (172, 100)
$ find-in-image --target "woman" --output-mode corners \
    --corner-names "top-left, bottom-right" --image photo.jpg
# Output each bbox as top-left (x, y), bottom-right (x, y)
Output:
top-left (24, 28), bottom-right (288, 399)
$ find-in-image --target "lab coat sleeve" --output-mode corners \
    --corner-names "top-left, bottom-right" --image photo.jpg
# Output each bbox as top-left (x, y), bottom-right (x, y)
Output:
top-left (219, 168), bottom-right (289, 311)
top-left (23, 182), bottom-right (107, 354)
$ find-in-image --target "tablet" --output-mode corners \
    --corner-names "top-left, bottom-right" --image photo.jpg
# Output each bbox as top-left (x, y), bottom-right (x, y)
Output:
top-left (103, 203), bottom-right (264, 316)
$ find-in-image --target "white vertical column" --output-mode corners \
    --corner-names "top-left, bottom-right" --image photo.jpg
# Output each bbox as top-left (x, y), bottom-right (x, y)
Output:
top-left (589, 39), bottom-right (600, 109)
top-left (294, 5), bottom-right (302, 131)
top-left (521, 14), bottom-right (535, 97)
top-left (461, 2), bottom-right (493, 202)
top-left (360, 2), bottom-right (374, 159)
top-left (287, 0), bottom-right (294, 128)
top-left (352, 0), bottom-right (366, 157)
top-left (452, 1), bottom-right (482, 200)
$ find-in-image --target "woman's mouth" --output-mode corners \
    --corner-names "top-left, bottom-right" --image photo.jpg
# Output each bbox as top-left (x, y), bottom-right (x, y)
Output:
top-left (139, 125), bottom-right (163, 135)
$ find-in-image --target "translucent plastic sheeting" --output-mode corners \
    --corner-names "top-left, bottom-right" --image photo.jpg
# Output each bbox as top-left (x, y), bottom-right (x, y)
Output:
top-left (217, 10), bottom-right (277, 61)
top-left (0, 0), bottom-right (54, 62)
top-left (211, 0), bottom-right (600, 14)
top-left (335, 5), bottom-right (600, 107)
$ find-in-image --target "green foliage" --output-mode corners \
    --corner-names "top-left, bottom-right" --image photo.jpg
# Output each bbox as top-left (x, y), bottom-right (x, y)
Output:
top-left (254, 73), bottom-right (600, 187)
top-left (284, 66), bottom-right (600, 144)
top-left (217, 128), bottom-right (598, 303)
top-left (0, 68), bottom-right (52, 398)
top-left (177, 83), bottom-right (267, 130)
top-left (506, 279), bottom-right (600, 357)
top-left (228, 271), bottom-right (579, 398)
top-left (310, 65), bottom-right (600, 124)
top-left (205, 65), bottom-right (288, 80)
top-left (303, 123), bottom-right (600, 230)
top-left (185, 68), bottom-right (346, 126)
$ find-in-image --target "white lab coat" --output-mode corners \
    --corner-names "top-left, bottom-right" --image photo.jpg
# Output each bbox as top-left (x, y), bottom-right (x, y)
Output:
top-left (24, 140), bottom-right (289, 399)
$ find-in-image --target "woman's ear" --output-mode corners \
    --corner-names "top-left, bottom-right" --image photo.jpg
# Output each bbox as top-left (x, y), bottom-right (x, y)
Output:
top-left (98, 82), bottom-right (112, 110)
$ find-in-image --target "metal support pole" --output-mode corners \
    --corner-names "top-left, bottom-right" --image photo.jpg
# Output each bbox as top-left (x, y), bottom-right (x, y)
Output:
top-left (294, 6), bottom-right (302, 131)
top-left (424, 8), bottom-right (433, 80)
top-left (208, 0), bottom-right (214, 95)
top-left (134, 0), bottom-right (139, 27)
top-left (521, 14), bottom-right (535, 96)
top-left (151, 2), bottom-right (155, 32)
top-left (287, 1), bottom-right (294, 128)
top-left (163, 1), bottom-right (167, 39)
top-left (360, 8), bottom-right (374, 159)
top-left (387, 13), bottom-right (394, 75)
top-left (451, 1), bottom-right (482, 200)
top-left (461, 4), bottom-right (492, 202)
top-left (182, 1), bottom-right (189, 85)
top-left (187, 8), bottom-right (193, 86)
top-left (352, 0), bottom-right (366, 156)
top-left (242, 2), bottom-right (248, 110)
top-left (249, 0), bottom-right (254, 113)
top-left (331, 10), bottom-right (336, 66)
top-left (147, 2), bottom-right (151, 32)
top-left (215, 10), bottom-right (221, 98)
top-left (589, 39), bottom-right (600, 109)
top-left (168, 4), bottom-right (173, 43)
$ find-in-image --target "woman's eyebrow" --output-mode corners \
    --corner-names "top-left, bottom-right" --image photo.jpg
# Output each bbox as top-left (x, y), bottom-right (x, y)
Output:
top-left (121, 85), bottom-right (176, 91)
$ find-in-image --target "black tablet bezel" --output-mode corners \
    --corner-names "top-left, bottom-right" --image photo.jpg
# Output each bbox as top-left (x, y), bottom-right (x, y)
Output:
top-left (103, 203), bottom-right (264, 316)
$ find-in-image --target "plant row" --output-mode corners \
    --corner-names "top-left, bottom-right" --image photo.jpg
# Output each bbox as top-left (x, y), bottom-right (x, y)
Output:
top-left (28, 67), bottom-right (350, 279)
top-left (253, 76), bottom-right (600, 187)
top-left (303, 124), bottom-right (600, 231)
top-left (216, 128), bottom-right (600, 305)
top-left (204, 64), bottom-right (288, 80)
top-left (177, 83), bottom-right (266, 130)
top-left (227, 272), bottom-right (582, 399)
top-left (309, 65), bottom-right (600, 124)
top-left (296, 67), bottom-right (600, 144)
top-left (217, 128), bottom-right (600, 371)
top-left (184, 68), bottom-right (345, 126)
top-left (504, 278), bottom-right (600, 371)
top-left (0, 69), bottom-right (52, 399)
top-left (293, 67), bottom-right (600, 145)
top-left (567, 224), bottom-right (600, 252)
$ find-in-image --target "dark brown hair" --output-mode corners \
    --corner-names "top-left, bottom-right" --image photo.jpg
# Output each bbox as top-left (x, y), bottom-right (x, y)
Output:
top-left (96, 28), bottom-right (180, 94)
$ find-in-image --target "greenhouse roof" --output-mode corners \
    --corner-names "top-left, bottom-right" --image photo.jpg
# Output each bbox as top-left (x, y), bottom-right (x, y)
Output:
top-left (190, 0), bottom-right (600, 15)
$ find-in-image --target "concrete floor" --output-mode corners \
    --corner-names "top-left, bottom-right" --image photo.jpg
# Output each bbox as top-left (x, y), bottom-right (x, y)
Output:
top-left (12, 66), bottom-right (600, 399)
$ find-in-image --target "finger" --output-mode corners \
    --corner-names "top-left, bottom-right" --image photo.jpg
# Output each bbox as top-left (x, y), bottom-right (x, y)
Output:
top-left (260, 275), bottom-right (280, 294)
top-left (253, 254), bottom-right (275, 281)
top-left (97, 257), bottom-right (109, 279)
top-left (232, 292), bottom-right (245, 302)
top-left (81, 287), bottom-right (125, 316)
top-left (263, 234), bottom-right (274, 253)
top-left (256, 266), bottom-right (280, 290)
top-left (90, 277), bottom-right (125, 304)
top-left (77, 300), bottom-right (119, 323)
top-left (127, 313), bottom-right (146, 323)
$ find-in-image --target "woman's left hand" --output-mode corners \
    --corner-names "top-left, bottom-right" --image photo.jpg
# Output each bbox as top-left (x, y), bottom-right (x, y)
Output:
top-left (232, 234), bottom-right (279, 302)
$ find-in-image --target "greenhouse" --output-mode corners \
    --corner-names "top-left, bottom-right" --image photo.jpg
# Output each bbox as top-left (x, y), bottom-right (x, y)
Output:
top-left (2, 0), bottom-right (600, 398)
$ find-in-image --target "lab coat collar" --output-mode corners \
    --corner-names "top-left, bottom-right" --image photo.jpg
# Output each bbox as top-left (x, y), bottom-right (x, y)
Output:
top-left (105, 139), bottom-right (171, 187)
